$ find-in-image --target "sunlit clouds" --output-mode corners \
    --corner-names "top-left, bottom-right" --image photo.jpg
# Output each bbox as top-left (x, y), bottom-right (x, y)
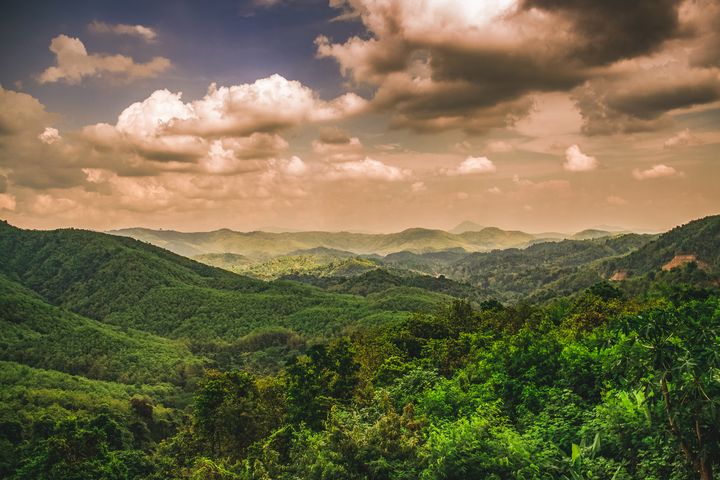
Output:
top-left (0, 0), bottom-right (718, 232)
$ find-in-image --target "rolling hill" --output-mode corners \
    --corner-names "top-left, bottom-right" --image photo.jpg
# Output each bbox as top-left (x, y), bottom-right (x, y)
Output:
top-left (0, 221), bottom-right (452, 341)
top-left (109, 225), bottom-right (543, 258)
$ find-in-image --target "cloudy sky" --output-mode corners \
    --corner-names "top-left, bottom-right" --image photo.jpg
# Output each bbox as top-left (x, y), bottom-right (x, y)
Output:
top-left (1, 0), bottom-right (718, 233)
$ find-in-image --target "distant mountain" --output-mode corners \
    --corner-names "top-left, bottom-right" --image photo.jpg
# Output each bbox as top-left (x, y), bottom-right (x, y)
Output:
top-left (109, 226), bottom-right (540, 258)
top-left (572, 229), bottom-right (625, 240)
top-left (450, 221), bottom-right (485, 234)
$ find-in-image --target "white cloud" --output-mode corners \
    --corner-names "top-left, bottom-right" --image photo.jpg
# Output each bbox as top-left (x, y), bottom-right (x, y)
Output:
top-left (663, 128), bottom-right (702, 149)
top-left (38, 127), bottom-right (61, 144)
top-left (165, 75), bottom-right (367, 137)
top-left (563, 144), bottom-right (598, 172)
top-left (82, 75), bottom-right (362, 169)
top-left (326, 157), bottom-right (411, 182)
top-left (279, 156), bottom-right (308, 176)
top-left (632, 164), bottom-right (682, 180)
top-left (446, 156), bottom-right (496, 175)
top-left (487, 186), bottom-right (502, 194)
top-left (88, 21), bottom-right (157, 42)
top-left (38, 35), bottom-right (170, 84)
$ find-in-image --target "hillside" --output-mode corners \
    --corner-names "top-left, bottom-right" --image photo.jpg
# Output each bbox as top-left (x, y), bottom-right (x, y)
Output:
top-left (446, 233), bottom-right (654, 301)
top-left (0, 221), bottom-right (451, 340)
top-left (110, 225), bottom-right (543, 257)
top-left (605, 215), bottom-right (720, 277)
top-left (0, 273), bottom-right (203, 385)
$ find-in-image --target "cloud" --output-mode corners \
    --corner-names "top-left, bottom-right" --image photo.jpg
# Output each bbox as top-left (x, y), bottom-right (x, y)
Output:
top-left (632, 164), bottom-right (682, 180)
top-left (520, 0), bottom-right (684, 65)
top-left (0, 86), bottom-right (85, 189)
top-left (325, 157), bottom-right (411, 181)
top-left (165, 75), bottom-right (367, 137)
top-left (38, 35), bottom-right (170, 84)
top-left (38, 127), bottom-right (61, 144)
top-left (0, 194), bottom-right (16, 211)
top-left (487, 140), bottom-right (514, 153)
top-left (411, 181), bottom-right (426, 192)
top-left (573, 62), bottom-right (720, 135)
top-left (312, 127), bottom-right (364, 161)
top-left (606, 195), bottom-right (628, 205)
top-left (0, 86), bottom-right (53, 135)
top-left (563, 144), bottom-right (597, 172)
top-left (82, 75), bottom-right (363, 171)
top-left (319, 0), bottom-right (719, 135)
top-left (88, 21), bottom-right (157, 42)
top-left (663, 128), bottom-right (702, 148)
top-left (446, 156), bottom-right (497, 175)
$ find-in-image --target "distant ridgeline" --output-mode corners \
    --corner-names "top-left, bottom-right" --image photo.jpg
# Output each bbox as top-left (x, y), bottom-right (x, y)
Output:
top-left (0, 215), bottom-right (718, 479)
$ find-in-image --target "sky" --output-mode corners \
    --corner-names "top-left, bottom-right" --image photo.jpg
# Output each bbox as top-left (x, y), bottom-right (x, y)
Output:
top-left (0, 0), bottom-right (719, 233)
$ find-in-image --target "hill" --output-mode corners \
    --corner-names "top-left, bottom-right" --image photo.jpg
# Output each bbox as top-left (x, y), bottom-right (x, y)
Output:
top-left (109, 225), bottom-right (541, 257)
top-left (604, 215), bottom-right (720, 278)
top-left (446, 233), bottom-right (654, 301)
top-left (0, 273), bottom-right (203, 385)
top-left (449, 220), bottom-right (485, 234)
top-left (0, 221), bottom-right (451, 341)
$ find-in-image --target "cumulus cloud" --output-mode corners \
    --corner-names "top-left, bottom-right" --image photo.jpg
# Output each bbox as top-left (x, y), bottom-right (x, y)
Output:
top-left (38, 127), bottom-right (61, 144)
top-left (318, 0), bottom-right (719, 135)
top-left (325, 157), bottom-right (411, 181)
top-left (38, 35), bottom-right (170, 84)
top-left (82, 75), bottom-right (364, 172)
top-left (664, 128), bottom-right (702, 148)
top-left (0, 86), bottom-right (85, 189)
top-left (164, 75), bottom-right (367, 137)
top-left (88, 21), bottom-right (157, 42)
top-left (632, 164), bottom-right (682, 180)
top-left (445, 156), bottom-right (497, 176)
top-left (563, 144), bottom-right (597, 172)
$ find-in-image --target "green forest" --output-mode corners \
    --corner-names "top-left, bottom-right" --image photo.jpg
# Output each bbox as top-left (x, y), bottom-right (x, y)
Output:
top-left (1, 216), bottom-right (719, 479)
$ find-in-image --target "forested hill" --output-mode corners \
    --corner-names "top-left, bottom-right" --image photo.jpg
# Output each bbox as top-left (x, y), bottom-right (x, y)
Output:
top-left (605, 214), bottom-right (720, 277)
top-left (0, 220), bottom-right (452, 340)
top-left (1, 216), bottom-right (720, 479)
top-left (0, 220), bottom-right (264, 320)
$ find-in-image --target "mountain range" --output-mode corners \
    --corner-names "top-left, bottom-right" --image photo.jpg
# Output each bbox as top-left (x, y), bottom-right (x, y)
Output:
top-left (109, 225), bottom-right (623, 258)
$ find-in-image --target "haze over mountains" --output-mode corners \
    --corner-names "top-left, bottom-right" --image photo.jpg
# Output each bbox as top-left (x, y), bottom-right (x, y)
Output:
top-left (109, 224), bottom-right (624, 259)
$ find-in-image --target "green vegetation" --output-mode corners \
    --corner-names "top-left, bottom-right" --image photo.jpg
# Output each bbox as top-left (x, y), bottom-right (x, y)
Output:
top-left (0, 215), bottom-right (719, 479)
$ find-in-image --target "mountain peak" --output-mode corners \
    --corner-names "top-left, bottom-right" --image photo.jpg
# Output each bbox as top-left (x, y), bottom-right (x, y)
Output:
top-left (450, 221), bottom-right (485, 234)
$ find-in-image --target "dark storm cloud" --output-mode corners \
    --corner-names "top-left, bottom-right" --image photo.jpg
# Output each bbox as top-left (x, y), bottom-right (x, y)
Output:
top-left (322, 0), bottom-right (719, 135)
top-left (521, 0), bottom-right (684, 65)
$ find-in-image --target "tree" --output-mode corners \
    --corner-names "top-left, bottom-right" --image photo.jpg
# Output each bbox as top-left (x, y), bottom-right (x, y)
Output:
top-left (629, 299), bottom-right (720, 480)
